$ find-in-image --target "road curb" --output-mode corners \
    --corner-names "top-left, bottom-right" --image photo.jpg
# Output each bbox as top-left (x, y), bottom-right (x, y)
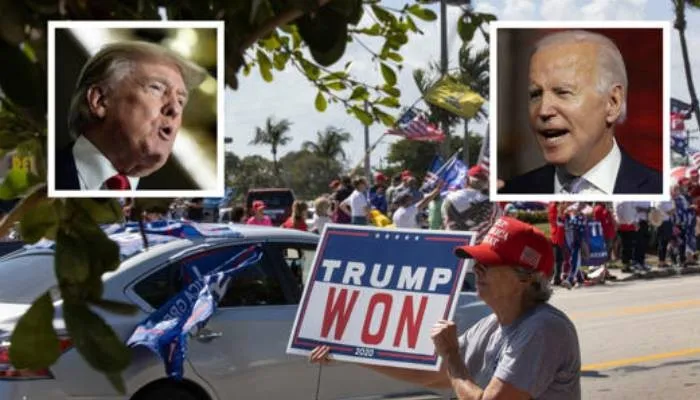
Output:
top-left (618, 266), bottom-right (700, 282)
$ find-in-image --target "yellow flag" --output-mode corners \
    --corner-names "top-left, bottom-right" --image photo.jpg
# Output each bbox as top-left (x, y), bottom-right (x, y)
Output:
top-left (424, 77), bottom-right (485, 119)
top-left (369, 209), bottom-right (395, 228)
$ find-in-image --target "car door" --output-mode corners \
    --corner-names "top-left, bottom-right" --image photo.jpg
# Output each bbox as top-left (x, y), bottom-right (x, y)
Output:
top-left (182, 242), bottom-right (319, 399)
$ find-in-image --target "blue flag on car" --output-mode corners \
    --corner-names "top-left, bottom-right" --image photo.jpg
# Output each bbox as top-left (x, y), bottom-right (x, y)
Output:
top-left (126, 245), bottom-right (263, 379)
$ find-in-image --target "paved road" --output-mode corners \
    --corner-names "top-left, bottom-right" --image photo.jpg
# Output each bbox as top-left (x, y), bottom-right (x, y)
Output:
top-left (550, 275), bottom-right (700, 400)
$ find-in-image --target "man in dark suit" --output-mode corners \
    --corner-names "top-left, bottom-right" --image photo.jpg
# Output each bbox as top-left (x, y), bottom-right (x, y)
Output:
top-left (499, 30), bottom-right (662, 195)
top-left (55, 41), bottom-right (207, 191)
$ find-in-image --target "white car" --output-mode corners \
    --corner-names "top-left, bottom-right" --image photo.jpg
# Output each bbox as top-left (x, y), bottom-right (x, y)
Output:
top-left (0, 223), bottom-right (491, 399)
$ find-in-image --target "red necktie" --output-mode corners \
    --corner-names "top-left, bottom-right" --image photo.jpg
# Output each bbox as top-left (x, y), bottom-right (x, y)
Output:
top-left (105, 174), bottom-right (131, 190)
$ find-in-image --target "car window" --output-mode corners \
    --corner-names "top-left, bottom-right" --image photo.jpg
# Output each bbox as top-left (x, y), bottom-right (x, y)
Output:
top-left (267, 243), bottom-right (318, 303)
top-left (0, 254), bottom-right (56, 304)
top-left (133, 244), bottom-right (289, 310)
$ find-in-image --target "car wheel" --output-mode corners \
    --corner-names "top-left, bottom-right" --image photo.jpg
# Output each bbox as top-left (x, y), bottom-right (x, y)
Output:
top-left (133, 383), bottom-right (205, 400)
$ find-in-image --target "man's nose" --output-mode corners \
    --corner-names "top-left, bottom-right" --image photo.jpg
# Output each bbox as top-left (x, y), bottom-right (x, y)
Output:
top-left (162, 94), bottom-right (183, 119)
top-left (537, 93), bottom-right (557, 121)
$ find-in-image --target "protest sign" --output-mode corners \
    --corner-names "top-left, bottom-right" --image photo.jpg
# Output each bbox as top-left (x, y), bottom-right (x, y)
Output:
top-left (286, 224), bottom-right (476, 371)
top-left (584, 220), bottom-right (609, 266)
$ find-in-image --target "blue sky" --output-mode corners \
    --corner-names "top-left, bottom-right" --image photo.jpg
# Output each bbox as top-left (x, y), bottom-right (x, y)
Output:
top-left (225, 0), bottom-right (700, 169)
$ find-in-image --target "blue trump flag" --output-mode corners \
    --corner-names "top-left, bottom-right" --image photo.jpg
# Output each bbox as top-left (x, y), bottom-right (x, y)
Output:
top-left (126, 245), bottom-right (263, 379)
top-left (584, 220), bottom-right (609, 266)
top-left (420, 155), bottom-right (445, 193)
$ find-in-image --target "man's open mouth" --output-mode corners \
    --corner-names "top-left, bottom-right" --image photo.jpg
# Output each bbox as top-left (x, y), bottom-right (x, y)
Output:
top-left (539, 129), bottom-right (569, 142)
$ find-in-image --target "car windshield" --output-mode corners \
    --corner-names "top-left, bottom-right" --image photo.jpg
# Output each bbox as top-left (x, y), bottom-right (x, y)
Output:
top-left (247, 191), bottom-right (294, 208)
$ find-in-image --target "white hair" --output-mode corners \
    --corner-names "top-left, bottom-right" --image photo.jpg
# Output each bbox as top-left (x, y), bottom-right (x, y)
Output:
top-left (515, 267), bottom-right (553, 303)
top-left (533, 30), bottom-right (628, 124)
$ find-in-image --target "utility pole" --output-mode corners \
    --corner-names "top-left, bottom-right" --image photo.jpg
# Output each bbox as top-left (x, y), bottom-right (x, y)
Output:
top-left (439, 0), bottom-right (450, 159)
top-left (364, 100), bottom-right (371, 179)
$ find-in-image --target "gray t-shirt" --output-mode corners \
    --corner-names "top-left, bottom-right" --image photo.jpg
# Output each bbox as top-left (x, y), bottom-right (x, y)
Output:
top-left (458, 303), bottom-right (581, 399)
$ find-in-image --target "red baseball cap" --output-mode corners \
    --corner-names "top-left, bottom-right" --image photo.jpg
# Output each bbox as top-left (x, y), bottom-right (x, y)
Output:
top-left (468, 165), bottom-right (487, 178)
top-left (454, 216), bottom-right (554, 277)
top-left (401, 170), bottom-right (413, 180)
top-left (252, 200), bottom-right (266, 211)
top-left (374, 172), bottom-right (387, 183)
top-left (679, 177), bottom-right (691, 186)
top-left (329, 179), bottom-right (341, 189)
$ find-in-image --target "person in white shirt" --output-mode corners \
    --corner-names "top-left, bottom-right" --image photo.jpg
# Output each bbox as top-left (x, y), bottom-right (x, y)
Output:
top-left (392, 184), bottom-right (442, 229)
top-left (56, 41), bottom-right (207, 191)
top-left (652, 200), bottom-right (675, 268)
top-left (339, 176), bottom-right (370, 225)
top-left (613, 202), bottom-right (639, 271)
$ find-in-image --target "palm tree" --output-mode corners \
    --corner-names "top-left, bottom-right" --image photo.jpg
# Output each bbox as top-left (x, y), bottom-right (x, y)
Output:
top-left (673, 0), bottom-right (700, 128)
top-left (250, 116), bottom-right (293, 177)
top-left (458, 44), bottom-right (489, 165)
top-left (302, 126), bottom-right (352, 162)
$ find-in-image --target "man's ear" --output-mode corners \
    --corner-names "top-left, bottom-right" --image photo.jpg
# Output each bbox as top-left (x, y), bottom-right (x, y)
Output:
top-left (605, 84), bottom-right (624, 124)
top-left (86, 85), bottom-right (108, 119)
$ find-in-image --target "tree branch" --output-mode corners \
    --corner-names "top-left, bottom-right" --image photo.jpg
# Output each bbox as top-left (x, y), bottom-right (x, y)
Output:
top-left (239, 0), bottom-right (334, 53)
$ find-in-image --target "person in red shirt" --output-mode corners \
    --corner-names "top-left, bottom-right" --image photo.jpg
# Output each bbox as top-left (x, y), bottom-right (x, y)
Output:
top-left (281, 200), bottom-right (309, 231)
top-left (593, 202), bottom-right (616, 262)
top-left (548, 202), bottom-right (566, 285)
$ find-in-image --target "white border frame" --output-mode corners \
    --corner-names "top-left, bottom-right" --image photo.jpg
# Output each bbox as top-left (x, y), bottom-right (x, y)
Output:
top-left (286, 223), bottom-right (477, 371)
top-left (489, 20), bottom-right (671, 202)
top-left (47, 20), bottom-right (226, 198)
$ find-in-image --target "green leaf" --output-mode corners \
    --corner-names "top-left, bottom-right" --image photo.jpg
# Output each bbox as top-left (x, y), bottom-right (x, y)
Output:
top-left (381, 85), bottom-right (401, 97)
top-left (18, 198), bottom-right (58, 243)
top-left (89, 299), bottom-right (139, 316)
top-left (407, 5), bottom-right (437, 21)
top-left (272, 52), bottom-right (289, 71)
top-left (351, 106), bottom-right (374, 126)
top-left (405, 15), bottom-right (421, 33)
top-left (326, 82), bottom-right (346, 91)
top-left (386, 52), bottom-right (403, 62)
top-left (349, 86), bottom-right (370, 101)
top-left (68, 198), bottom-right (123, 224)
top-left (356, 24), bottom-right (382, 36)
top-left (8, 292), bottom-right (60, 369)
top-left (106, 373), bottom-right (127, 394)
top-left (55, 228), bottom-right (91, 285)
top-left (371, 4), bottom-right (397, 25)
top-left (458, 17), bottom-right (478, 43)
top-left (256, 49), bottom-right (273, 82)
top-left (260, 35), bottom-right (281, 51)
top-left (380, 63), bottom-right (397, 86)
top-left (378, 97), bottom-right (401, 108)
top-left (87, 228), bottom-right (121, 275)
top-left (242, 63), bottom-right (252, 76)
top-left (374, 108), bottom-right (397, 127)
top-left (300, 59), bottom-right (321, 80)
top-left (63, 303), bottom-right (131, 373)
top-left (321, 71), bottom-right (349, 81)
top-left (0, 168), bottom-right (29, 199)
top-left (315, 91), bottom-right (328, 112)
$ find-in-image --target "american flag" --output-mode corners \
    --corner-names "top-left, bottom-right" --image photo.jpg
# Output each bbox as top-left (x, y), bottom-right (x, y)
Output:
top-left (386, 108), bottom-right (445, 142)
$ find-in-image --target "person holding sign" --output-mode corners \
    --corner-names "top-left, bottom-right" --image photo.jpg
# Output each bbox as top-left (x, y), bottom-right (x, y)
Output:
top-left (311, 216), bottom-right (581, 400)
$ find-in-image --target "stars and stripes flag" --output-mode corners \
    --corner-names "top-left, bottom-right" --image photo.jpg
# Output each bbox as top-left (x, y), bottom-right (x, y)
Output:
top-left (386, 108), bottom-right (445, 142)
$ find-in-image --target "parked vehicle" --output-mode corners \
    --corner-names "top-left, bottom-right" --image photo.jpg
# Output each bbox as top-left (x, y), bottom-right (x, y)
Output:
top-left (0, 223), bottom-right (491, 400)
top-left (245, 188), bottom-right (295, 226)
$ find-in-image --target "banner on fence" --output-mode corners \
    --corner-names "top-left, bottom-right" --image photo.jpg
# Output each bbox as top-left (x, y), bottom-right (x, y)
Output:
top-left (286, 224), bottom-right (476, 371)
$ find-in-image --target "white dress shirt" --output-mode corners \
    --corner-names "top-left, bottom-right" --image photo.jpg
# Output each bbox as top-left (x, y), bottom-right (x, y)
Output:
top-left (554, 140), bottom-right (622, 194)
top-left (73, 135), bottom-right (139, 190)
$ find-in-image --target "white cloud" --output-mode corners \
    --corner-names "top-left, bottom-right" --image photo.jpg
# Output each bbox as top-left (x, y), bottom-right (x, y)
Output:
top-left (502, 0), bottom-right (537, 20)
top-left (539, 0), bottom-right (578, 20)
top-left (580, 0), bottom-right (648, 20)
